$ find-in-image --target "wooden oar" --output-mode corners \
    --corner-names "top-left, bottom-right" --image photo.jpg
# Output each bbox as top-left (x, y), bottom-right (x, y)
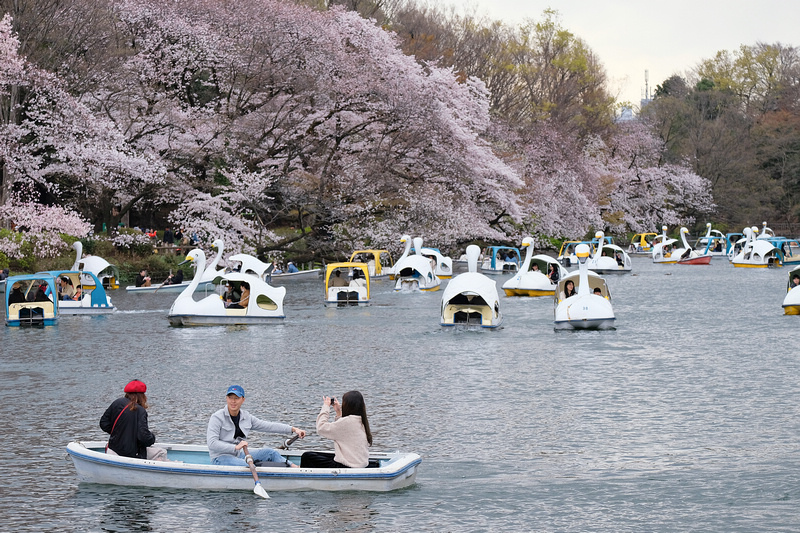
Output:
top-left (153, 269), bottom-right (172, 294)
top-left (242, 444), bottom-right (269, 499)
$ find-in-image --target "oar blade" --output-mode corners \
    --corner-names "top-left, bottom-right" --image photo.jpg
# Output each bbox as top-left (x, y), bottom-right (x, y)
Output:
top-left (253, 481), bottom-right (270, 499)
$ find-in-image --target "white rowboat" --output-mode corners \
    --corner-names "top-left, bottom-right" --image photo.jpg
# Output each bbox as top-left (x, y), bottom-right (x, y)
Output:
top-left (66, 441), bottom-right (421, 493)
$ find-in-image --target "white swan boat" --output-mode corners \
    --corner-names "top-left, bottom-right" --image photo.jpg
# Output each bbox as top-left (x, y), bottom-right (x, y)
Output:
top-left (588, 231), bottom-right (632, 274)
top-left (126, 239), bottom-right (226, 293)
top-left (66, 441), bottom-right (420, 493)
top-left (440, 245), bottom-right (502, 327)
top-left (349, 250), bottom-right (394, 280)
top-left (71, 241), bottom-right (119, 289)
top-left (554, 244), bottom-right (615, 330)
top-left (652, 226), bottom-right (679, 264)
top-left (393, 238), bottom-right (441, 292)
top-left (731, 226), bottom-right (781, 268)
top-left (502, 237), bottom-right (567, 297)
top-left (782, 265), bottom-right (800, 315)
top-left (39, 270), bottom-right (116, 314)
top-left (325, 262), bottom-right (370, 306)
top-left (167, 248), bottom-right (286, 326)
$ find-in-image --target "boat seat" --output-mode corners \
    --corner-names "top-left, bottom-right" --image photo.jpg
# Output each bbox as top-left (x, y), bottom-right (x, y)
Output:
top-left (226, 308), bottom-right (247, 316)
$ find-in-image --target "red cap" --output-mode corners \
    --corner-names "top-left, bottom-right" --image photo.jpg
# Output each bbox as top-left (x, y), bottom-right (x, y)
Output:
top-left (124, 380), bottom-right (147, 393)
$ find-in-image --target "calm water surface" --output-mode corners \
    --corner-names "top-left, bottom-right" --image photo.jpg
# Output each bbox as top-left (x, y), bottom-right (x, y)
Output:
top-left (1, 257), bottom-right (799, 532)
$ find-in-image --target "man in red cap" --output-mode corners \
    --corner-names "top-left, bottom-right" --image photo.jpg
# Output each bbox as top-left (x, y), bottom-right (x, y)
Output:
top-left (100, 379), bottom-right (169, 460)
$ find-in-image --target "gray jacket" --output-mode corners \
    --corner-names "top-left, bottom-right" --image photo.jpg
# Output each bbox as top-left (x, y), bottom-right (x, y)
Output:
top-left (207, 407), bottom-right (292, 460)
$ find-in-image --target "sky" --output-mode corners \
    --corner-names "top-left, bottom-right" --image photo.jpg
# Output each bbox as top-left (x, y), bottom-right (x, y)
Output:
top-left (466, 0), bottom-right (800, 106)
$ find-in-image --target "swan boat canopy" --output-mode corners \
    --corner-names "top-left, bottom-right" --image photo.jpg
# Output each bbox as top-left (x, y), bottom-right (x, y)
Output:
top-left (628, 232), bottom-right (659, 255)
top-left (782, 265), bottom-right (800, 315)
top-left (167, 249), bottom-right (286, 326)
top-left (126, 239), bottom-right (226, 293)
top-left (676, 227), bottom-right (712, 265)
top-left (325, 262), bottom-right (370, 306)
top-left (441, 245), bottom-right (502, 328)
top-left (725, 232), bottom-right (745, 259)
top-left (588, 231), bottom-right (632, 274)
top-left (481, 246), bottom-right (521, 275)
top-left (71, 241), bottom-right (119, 289)
top-left (553, 244), bottom-right (615, 330)
top-left (731, 227), bottom-right (782, 268)
top-left (5, 274), bottom-right (59, 326)
top-left (66, 441), bottom-right (421, 493)
top-left (38, 270), bottom-right (116, 314)
top-left (349, 250), bottom-right (394, 279)
top-left (502, 237), bottom-right (567, 297)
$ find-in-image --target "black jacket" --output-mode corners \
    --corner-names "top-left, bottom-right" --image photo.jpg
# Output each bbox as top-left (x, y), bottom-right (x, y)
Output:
top-left (99, 397), bottom-right (156, 459)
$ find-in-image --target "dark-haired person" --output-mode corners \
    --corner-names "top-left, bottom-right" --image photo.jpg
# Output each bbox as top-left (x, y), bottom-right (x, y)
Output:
top-left (228, 281), bottom-right (250, 308)
top-left (99, 380), bottom-right (169, 461)
top-left (301, 391), bottom-right (373, 468)
top-left (207, 385), bottom-right (306, 467)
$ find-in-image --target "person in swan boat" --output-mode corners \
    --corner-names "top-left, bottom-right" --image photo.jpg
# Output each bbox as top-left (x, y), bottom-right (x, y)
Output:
top-left (207, 385), bottom-right (306, 467)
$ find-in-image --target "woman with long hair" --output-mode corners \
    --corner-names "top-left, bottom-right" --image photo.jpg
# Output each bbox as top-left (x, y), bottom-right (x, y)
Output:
top-left (560, 279), bottom-right (576, 300)
top-left (99, 380), bottom-right (169, 461)
top-left (301, 391), bottom-right (373, 468)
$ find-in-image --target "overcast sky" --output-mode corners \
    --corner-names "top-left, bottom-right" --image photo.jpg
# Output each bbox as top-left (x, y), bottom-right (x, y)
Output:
top-left (466, 0), bottom-right (800, 106)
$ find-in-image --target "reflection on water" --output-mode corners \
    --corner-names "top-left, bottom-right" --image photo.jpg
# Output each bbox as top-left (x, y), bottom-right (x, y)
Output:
top-left (2, 260), bottom-right (800, 531)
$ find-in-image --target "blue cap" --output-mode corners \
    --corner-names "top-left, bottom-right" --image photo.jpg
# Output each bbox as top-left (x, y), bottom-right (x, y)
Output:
top-left (226, 385), bottom-right (245, 397)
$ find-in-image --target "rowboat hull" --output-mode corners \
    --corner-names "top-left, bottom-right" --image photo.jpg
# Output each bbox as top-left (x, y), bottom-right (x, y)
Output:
top-left (268, 269), bottom-right (322, 281)
top-left (66, 441), bottom-right (420, 493)
top-left (677, 255), bottom-right (712, 265)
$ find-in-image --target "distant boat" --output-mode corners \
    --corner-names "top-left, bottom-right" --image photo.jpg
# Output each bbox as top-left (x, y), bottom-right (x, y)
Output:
top-left (393, 238), bottom-right (441, 292)
top-left (502, 237), bottom-right (566, 297)
top-left (324, 262), bottom-right (370, 306)
top-left (731, 227), bottom-right (781, 268)
top-left (5, 274), bottom-right (59, 326)
top-left (72, 241), bottom-right (119, 289)
top-left (588, 231), bottom-right (631, 274)
top-left (440, 245), bottom-right (502, 328)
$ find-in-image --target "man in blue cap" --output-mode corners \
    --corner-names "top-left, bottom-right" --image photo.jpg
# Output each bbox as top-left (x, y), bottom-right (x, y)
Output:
top-left (207, 385), bottom-right (306, 467)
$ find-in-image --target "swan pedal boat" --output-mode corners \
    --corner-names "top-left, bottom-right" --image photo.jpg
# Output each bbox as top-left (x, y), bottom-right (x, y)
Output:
top-left (502, 237), bottom-right (567, 297)
top-left (440, 245), bottom-right (502, 327)
top-left (588, 231), bottom-right (632, 274)
top-left (694, 223), bottom-right (727, 258)
top-left (782, 265), bottom-right (800, 315)
top-left (4, 274), bottom-right (59, 326)
top-left (731, 227), bottom-right (782, 268)
top-left (553, 244), bottom-right (615, 330)
top-left (167, 249), bottom-right (286, 326)
top-left (393, 237), bottom-right (442, 291)
top-left (71, 241), bottom-right (120, 289)
top-left (66, 441), bottom-right (421, 493)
